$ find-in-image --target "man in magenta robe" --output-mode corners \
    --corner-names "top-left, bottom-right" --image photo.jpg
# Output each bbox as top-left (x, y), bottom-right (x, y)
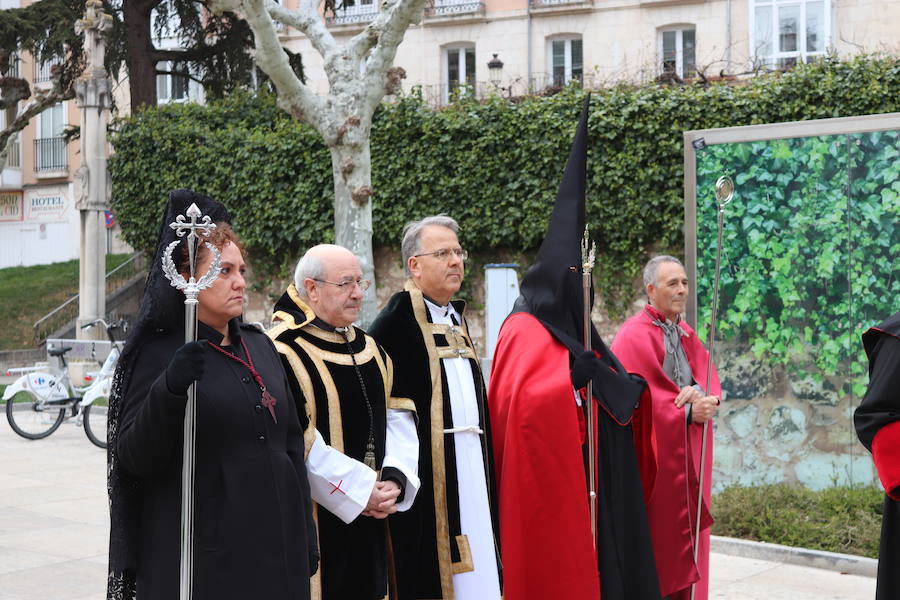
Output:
top-left (611, 255), bottom-right (720, 600)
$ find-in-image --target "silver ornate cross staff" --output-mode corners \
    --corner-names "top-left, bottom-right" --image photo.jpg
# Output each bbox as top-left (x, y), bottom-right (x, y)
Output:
top-left (690, 175), bottom-right (734, 600)
top-left (581, 227), bottom-right (598, 549)
top-left (162, 202), bottom-right (221, 600)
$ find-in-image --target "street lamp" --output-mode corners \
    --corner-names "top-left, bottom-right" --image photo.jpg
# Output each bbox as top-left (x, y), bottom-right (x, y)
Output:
top-left (487, 53), bottom-right (504, 89)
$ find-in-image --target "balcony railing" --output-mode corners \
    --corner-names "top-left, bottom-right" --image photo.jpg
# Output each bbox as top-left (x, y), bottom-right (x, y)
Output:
top-left (327, 3), bottom-right (379, 25)
top-left (429, 0), bottom-right (484, 16)
top-left (532, 0), bottom-right (589, 6)
top-left (6, 140), bottom-right (20, 168)
top-left (3, 54), bottom-right (20, 78)
top-left (34, 137), bottom-right (67, 173)
top-left (34, 58), bottom-right (61, 83)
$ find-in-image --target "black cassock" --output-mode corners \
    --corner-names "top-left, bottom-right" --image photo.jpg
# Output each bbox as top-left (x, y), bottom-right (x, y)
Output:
top-left (854, 311), bottom-right (900, 600)
top-left (115, 319), bottom-right (318, 600)
top-left (369, 282), bottom-right (502, 600)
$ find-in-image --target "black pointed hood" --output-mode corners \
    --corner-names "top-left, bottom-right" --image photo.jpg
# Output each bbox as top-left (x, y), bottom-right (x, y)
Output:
top-left (515, 94), bottom-right (591, 347)
top-left (511, 95), bottom-right (644, 425)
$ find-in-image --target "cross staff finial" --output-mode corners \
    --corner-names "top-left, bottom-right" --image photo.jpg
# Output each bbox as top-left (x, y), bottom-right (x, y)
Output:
top-left (169, 202), bottom-right (217, 282)
top-left (162, 203), bottom-right (221, 301)
top-left (581, 227), bottom-right (596, 273)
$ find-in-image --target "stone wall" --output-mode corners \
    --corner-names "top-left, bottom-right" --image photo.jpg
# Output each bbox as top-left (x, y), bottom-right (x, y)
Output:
top-left (713, 344), bottom-right (876, 492)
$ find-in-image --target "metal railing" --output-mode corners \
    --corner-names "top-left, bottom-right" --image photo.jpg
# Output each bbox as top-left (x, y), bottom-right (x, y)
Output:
top-left (532, 0), bottom-right (589, 6)
top-left (6, 140), bottom-right (20, 168)
top-left (415, 74), bottom-right (603, 107)
top-left (34, 137), bottom-right (67, 173)
top-left (33, 252), bottom-right (147, 344)
top-left (4, 54), bottom-right (20, 78)
top-left (327, 3), bottom-right (379, 25)
top-left (34, 58), bottom-right (61, 83)
top-left (429, 0), bottom-right (484, 16)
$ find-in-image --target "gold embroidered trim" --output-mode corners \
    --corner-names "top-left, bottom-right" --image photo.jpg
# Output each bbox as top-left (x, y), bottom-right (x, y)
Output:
top-left (407, 282), bottom-right (455, 600)
top-left (304, 323), bottom-right (358, 344)
top-left (451, 535), bottom-right (475, 574)
top-left (388, 397), bottom-right (416, 412)
top-left (311, 503), bottom-right (322, 600)
top-left (273, 340), bottom-right (317, 458)
top-left (292, 333), bottom-right (345, 453)
top-left (371, 348), bottom-right (392, 415)
top-left (436, 346), bottom-right (477, 360)
top-left (270, 284), bottom-right (316, 333)
top-left (301, 335), bottom-right (375, 365)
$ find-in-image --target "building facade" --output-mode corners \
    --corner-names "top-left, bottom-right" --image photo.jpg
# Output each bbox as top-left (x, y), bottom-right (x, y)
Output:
top-left (277, 0), bottom-right (900, 105)
top-left (0, 46), bottom-right (84, 269)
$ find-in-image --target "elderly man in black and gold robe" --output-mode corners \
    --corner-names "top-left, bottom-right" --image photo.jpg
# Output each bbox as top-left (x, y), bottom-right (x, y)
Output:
top-left (370, 216), bottom-right (502, 600)
top-left (268, 244), bottom-right (420, 600)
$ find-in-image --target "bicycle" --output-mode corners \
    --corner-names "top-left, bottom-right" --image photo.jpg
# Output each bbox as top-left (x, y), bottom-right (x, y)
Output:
top-left (2, 319), bottom-right (126, 448)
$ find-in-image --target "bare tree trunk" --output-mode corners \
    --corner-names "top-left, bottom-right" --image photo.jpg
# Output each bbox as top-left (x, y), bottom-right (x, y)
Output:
top-left (123, 0), bottom-right (158, 112)
top-left (329, 139), bottom-right (375, 326)
top-left (209, 0), bottom-right (425, 325)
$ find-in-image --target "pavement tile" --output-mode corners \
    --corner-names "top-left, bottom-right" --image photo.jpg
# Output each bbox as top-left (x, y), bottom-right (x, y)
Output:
top-left (0, 558), bottom-right (107, 600)
top-left (0, 404), bottom-right (881, 599)
top-left (0, 506), bottom-right (78, 535)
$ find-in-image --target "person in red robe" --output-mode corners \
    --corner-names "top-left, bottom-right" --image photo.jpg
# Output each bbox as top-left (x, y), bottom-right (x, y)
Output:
top-left (854, 310), bottom-right (900, 600)
top-left (488, 96), bottom-right (661, 600)
top-left (610, 255), bottom-right (720, 600)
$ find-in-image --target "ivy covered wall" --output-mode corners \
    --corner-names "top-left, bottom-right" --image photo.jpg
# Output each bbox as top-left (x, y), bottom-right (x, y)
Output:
top-left (110, 54), bottom-right (900, 319)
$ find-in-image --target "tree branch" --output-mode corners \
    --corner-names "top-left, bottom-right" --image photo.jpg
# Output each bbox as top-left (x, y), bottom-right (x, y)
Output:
top-left (0, 79), bottom-right (73, 169)
top-left (267, 0), bottom-right (336, 61)
top-left (212, 0), bottom-right (329, 136)
top-left (358, 0), bottom-right (426, 115)
top-left (155, 67), bottom-right (205, 86)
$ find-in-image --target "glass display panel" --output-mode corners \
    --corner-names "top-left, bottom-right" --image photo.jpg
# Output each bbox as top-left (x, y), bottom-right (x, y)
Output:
top-left (693, 128), bottom-right (900, 490)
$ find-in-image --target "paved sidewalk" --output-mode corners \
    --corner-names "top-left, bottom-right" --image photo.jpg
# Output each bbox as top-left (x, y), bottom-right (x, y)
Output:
top-left (0, 416), bottom-right (878, 599)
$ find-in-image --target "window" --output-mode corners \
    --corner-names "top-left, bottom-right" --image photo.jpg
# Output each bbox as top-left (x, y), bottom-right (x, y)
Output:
top-left (752, 0), bottom-right (828, 69)
top-left (548, 37), bottom-right (583, 87)
top-left (157, 61), bottom-right (190, 103)
top-left (444, 46), bottom-right (475, 102)
top-left (35, 103), bottom-right (66, 172)
top-left (658, 27), bottom-right (695, 78)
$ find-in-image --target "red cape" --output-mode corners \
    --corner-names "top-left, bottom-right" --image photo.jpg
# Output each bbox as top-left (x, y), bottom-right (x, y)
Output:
top-left (489, 312), bottom-right (600, 599)
top-left (611, 307), bottom-right (718, 600)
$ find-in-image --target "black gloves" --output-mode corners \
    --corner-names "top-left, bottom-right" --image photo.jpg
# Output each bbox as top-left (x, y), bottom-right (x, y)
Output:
top-left (165, 340), bottom-right (207, 396)
top-left (571, 350), bottom-right (601, 389)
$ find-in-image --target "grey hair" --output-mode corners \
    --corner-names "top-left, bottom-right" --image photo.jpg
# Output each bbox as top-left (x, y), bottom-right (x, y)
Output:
top-left (293, 250), bottom-right (327, 300)
top-left (401, 215), bottom-right (459, 276)
top-left (643, 255), bottom-right (684, 289)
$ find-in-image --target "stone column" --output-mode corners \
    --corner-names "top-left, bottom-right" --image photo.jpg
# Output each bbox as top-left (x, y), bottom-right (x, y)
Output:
top-left (75, 0), bottom-right (113, 340)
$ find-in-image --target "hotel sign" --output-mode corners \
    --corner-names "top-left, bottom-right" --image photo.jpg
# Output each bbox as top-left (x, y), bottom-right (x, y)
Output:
top-left (25, 188), bottom-right (68, 222)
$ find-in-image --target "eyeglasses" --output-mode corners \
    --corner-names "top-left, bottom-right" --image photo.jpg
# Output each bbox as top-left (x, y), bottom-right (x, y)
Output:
top-left (413, 248), bottom-right (468, 261)
top-left (312, 278), bottom-right (371, 292)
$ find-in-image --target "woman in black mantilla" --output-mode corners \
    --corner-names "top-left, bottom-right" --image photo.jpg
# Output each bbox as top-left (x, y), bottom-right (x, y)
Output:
top-left (106, 190), bottom-right (318, 600)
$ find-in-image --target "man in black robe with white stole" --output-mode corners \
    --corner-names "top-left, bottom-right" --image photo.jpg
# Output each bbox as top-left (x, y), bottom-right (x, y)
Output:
top-left (855, 310), bottom-right (900, 600)
top-left (370, 216), bottom-right (502, 600)
top-left (269, 244), bottom-right (420, 600)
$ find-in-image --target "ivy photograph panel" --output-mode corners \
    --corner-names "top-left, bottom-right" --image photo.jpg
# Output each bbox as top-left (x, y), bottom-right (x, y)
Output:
top-left (694, 128), bottom-right (900, 490)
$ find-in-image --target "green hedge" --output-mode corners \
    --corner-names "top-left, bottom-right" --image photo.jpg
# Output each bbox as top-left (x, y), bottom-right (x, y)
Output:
top-left (712, 484), bottom-right (884, 558)
top-left (110, 54), bottom-right (900, 316)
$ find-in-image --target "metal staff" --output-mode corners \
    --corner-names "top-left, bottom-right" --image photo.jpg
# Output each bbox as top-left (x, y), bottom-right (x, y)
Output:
top-left (162, 203), bottom-right (221, 600)
top-left (690, 175), bottom-right (734, 600)
top-left (581, 228), bottom-right (598, 548)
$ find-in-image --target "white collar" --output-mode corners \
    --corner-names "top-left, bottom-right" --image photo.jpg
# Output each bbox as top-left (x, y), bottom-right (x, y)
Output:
top-left (424, 296), bottom-right (458, 323)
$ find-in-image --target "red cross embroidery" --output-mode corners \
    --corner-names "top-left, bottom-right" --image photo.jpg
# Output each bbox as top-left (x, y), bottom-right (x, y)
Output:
top-left (329, 480), bottom-right (346, 495)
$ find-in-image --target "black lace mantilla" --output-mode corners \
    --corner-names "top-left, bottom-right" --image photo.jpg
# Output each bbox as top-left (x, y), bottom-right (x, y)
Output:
top-left (106, 189), bottom-right (231, 600)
